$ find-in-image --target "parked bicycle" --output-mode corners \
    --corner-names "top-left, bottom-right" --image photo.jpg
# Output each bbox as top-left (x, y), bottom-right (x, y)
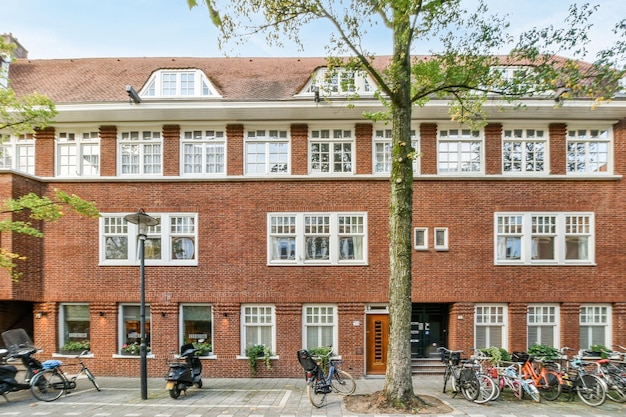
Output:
top-left (297, 347), bottom-right (356, 408)
top-left (513, 351), bottom-right (562, 401)
top-left (593, 358), bottom-right (626, 402)
top-left (496, 363), bottom-right (525, 400)
top-left (557, 347), bottom-right (607, 406)
top-left (469, 349), bottom-right (499, 403)
top-left (29, 351), bottom-right (100, 401)
top-left (437, 347), bottom-right (480, 402)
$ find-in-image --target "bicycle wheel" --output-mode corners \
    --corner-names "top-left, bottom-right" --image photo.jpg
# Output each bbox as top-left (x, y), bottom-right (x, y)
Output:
top-left (474, 374), bottom-right (497, 404)
top-left (577, 374), bottom-right (606, 406)
top-left (459, 369), bottom-right (480, 401)
top-left (331, 370), bottom-right (356, 395)
top-left (511, 379), bottom-right (524, 400)
top-left (442, 367), bottom-right (451, 393)
top-left (84, 368), bottom-right (101, 391)
top-left (538, 371), bottom-right (561, 401)
top-left (606, 372), bottom-right (626, 403)
top-left (524, 380), bottom-right (541, 402)
top-left (306, 376), bottom-right (327, 408)
top-left (31, 369), bottom-right (65, 402)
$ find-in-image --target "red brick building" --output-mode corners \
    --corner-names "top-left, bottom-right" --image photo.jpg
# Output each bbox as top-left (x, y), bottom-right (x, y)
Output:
top-left (1, 36), bottom-right (625, 378)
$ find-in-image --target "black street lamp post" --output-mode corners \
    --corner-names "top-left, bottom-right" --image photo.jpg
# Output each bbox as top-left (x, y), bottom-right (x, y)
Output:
top-left (124, 209), bottom-right (159, 400)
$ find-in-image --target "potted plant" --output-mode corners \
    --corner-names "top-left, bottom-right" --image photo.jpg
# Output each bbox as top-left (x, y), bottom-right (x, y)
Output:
top-left (193, 341), bottom-right (212, 356)
top-left (528, 344), bottom-right (559, 360)
top-left (245, 344), bottom-right (272, 374)
top-left (309, 346), bottom-right (332, 372)
top-left (479, 346), bottom-right (510, 366)
top-left (60, 340), bottom-right (90, 354)
top-left (121, 342), bottom-right (151, 355)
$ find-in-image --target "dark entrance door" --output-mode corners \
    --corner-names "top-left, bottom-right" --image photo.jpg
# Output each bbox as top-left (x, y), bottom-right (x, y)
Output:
top-left (410, 304), bottom-right (448, 358)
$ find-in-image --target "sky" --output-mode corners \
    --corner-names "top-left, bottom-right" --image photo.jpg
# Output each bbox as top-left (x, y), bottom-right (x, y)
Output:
top-left (1, 0), bottom-right (624, 61)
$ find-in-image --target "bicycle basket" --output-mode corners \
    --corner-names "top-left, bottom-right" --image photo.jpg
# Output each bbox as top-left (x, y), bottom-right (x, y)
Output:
top-left (440, 350), bottom-right (461, 365)
top-left (297, 349), bottom-right (319, 372)
top-left (512, 352), bottom-right (530, 363)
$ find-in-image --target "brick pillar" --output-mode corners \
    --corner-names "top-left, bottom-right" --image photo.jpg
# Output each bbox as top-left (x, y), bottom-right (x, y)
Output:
top-left (561, 303), bottom-right (581, 352)
top-left (275, 303), bottom-right (304, 375)
top-left (549, 123), bottom-right (567, 175)
top-left (484, 123), bottom-right (502, 175)
top-left (613, 118), bottom-right (626, 174)
top-left (99, 125), bottom-right (117, 177)
top-left (338, 302), bottom-right (367, 377)
top-left (508, 303), bottom-right (527, 353)
top-left (291, 124), bottom-right (309, 175)
top-left (419, 123), bottom-right (438, 175)
top-left (162, 125), bottom-right (180, 176)
top-left (33, 301), bottom-right (57, 357)
top-left (448, 303), bottom-right (474, 350)
top-left (355, 123), bottom-right (373, 175)
top-left (613, 303), bottom-right (626, 349)
top-left (226, 124), bottom-right (244, 176)
top-left (34, 127), bottom-right (55, 177)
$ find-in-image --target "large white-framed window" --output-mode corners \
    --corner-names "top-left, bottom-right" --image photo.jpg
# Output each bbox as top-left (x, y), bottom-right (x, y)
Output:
top-left (58, 303), bottom-right (90, 352)
top-left (475, 304), bottom-right (507, 349)
top-left (438, 128), bottom-right (483, 174)
top-left (245, 128), bottom-right (290, 175)
top-left (0, 133), bottom-right (35, 174)
top-left (118, 304), bottom-right (152, 356)
top-left (267, 212), bottom-right (368, 265)
top-left (494, 212), bottom-right (594, 265)
top-left (373, 127), bottom-right (419, 174)
top-left (142, 69), bottom-right (220, 98)
top-left (566, 127), bottom-right (612, 174)
top-left (502, 127), bottom-right (547, 174)
top-left (100, 213), bottom-right (198, 266)
top-left (56, 130), bottom-right (100, 177)
top-left (303, 305), bottom-right (337, 351)
top-left (309, 128), bottom-right (354, 174)
top-left (580, 304), bottom-right (612, 349)
top-left (527, 304), bottom-right (560, 349)
top-left (118, 130), bottom-right (162, 175)
top-left (241, 305), bottom-right (275, 356)
top-left (181, 128), bottom-right (226, 175)
top-left (181, 304), bottom-right (213, 356)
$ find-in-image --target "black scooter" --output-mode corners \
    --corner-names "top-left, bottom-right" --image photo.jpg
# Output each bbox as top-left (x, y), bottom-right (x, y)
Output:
top-left (165, 343), bottom-right (203, 398)
top-left (1, 329), bottom-right (43, 402)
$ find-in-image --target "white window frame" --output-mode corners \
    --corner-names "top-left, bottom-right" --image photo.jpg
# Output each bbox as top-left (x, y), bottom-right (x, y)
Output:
top-left (309, 128), bottom-right (354, 174)
top-left (141, 69), bottom-right (221, 98)
top-left (580, 304), bottom-right (612, 349)
top-left (240, 305), bottom-right (276, 356)
top-left (180, 304), bottom-right (213, 357)
top-left (527, 304), bottom-right (560, 349)
top-left (373, 126), bottom-right (419, 174)
top-left (434, 227), bottom-right (449, 251)
top-left (474, 304), bottom-right (508, 350)
top-left (118, 130), bottom-right (162, 176)
top-left (438, 127), bottom-right (484, 174)
top-left (116, 304), bottom-right (152, 357)
top-left (566, 126), bottom-right (612, 175)
top-left (502, 127), bottom-right (548, 174)
top-left (56, 130), bottom-right (100, 177)
top-left (267, 212), bottom-right (368, 266)
top-left (180, 128), bottom-right (226, 176)
top-left (303, 305), bottom-right (338, 351)
top-left (0, 133), bottom-right (35, 174)
top-left (299, 68), bottom-right (377, 98)
top-left (99, 213), bottom-right (198, 266)
top-left (494, 212), bottom-right (594, 265)
top-left (414, 227), bottom-right (428, 251)
top-left (57, 303), bottom-right (90, 353)
top-left (244, 128), bottom-right (290, 175)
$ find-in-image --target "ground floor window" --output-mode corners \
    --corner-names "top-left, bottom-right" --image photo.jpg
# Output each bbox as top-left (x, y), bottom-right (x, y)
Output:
top-left (580, 304), bottom-right (611, 349)
top-left (527, 304), bottom-right (559, 348)
top-left (59, 303), bottom-right (90, 352)
top-left (303, 305), bottom-right (337, 350)
top-left (241, 305), bottom-right (275, 355)
top-left (119, 304), bottom-right (151, 355)
top-left (474, 304), bottom-right (507, 349)
top-left (181, 304), bottom-right (213, 356)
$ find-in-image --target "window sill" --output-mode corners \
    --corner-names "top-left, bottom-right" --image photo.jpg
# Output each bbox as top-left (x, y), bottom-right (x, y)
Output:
top-left (52, 352), bottom-right (94, 358)
top-left (112, 353), bottom-right (156, 359)
top-left (236, 355), bottom-right (279, 361)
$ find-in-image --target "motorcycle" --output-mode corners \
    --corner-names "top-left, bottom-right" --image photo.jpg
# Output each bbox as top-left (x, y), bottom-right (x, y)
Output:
top-left (1, 329), bottom-right (43, 402)
top-left (165, 343), bottom-right (203, 399)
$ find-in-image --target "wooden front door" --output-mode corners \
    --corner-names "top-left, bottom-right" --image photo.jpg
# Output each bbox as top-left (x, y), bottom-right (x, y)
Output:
top-left (366, 314), bottom-right (389, 374)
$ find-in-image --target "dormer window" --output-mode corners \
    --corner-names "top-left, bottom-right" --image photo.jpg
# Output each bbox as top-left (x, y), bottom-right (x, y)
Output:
top-left (298, 68), bottom-right (376, 98)
top-left (141, 69), bottom-right (220, 98)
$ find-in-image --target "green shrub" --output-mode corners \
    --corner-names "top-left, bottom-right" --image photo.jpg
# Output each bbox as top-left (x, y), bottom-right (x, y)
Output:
top-left (61, 340), bottom-right (90, 352)
top-left (479, 346), bottom-right (510, 365)
top-left (245, 344), bottom-right (272, 375)
top-left (528, 344), bottom-right (559, 360)
top-left (309, 346), bottom-right (332, 372)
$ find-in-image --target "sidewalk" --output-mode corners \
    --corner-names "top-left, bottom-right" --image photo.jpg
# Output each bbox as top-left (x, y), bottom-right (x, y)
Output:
top-left (1, 375), bottom-right (624, 416)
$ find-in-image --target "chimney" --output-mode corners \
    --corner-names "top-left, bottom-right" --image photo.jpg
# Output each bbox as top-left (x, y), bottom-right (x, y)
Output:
top-left (2, 33), bottom-right (28, 59)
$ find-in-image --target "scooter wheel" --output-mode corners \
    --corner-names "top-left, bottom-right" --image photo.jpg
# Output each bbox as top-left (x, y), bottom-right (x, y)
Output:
top-left (194, 379), bottom-right (203, 389)
top-left (169, 387), bottom-right (181, 399)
